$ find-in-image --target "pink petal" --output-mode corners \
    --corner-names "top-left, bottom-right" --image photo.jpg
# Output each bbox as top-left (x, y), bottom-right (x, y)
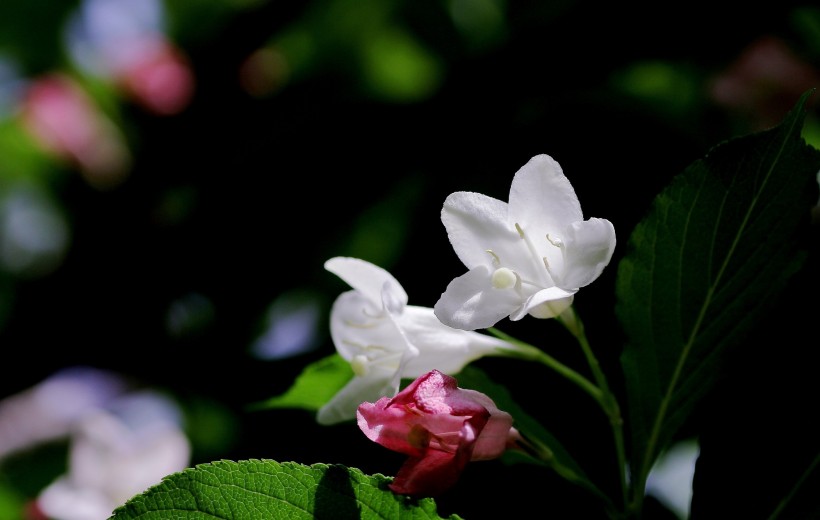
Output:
top-left (357, 370), bottom-right (517, 497)
top-left (389, 419), bottom-right (479, 497)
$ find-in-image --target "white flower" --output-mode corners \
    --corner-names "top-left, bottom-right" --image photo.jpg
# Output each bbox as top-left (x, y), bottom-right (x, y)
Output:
top-left (318, 256), bottom-right (525, 425)
top-left (434, 154), bottom-right (616, 331)
top-left (36, 391), bottom-right (191, 520)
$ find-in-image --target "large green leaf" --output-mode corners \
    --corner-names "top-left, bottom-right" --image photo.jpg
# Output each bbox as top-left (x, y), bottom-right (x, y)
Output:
top-left (616, 90), bottom-right (820, 496)
top-left (110, 459), bottom-right (461, 519)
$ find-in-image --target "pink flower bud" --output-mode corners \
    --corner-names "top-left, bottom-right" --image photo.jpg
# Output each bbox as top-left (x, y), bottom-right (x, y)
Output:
top-left (357, 370), bottom-right (517, 497)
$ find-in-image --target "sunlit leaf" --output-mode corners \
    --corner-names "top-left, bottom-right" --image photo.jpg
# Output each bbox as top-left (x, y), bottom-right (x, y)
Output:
top-left (616, 89), bottom-right (820, 497)
top-left (0, 120), bottom-right (59, 183)
top-left (110, 459), bottom-right (461, 519)
top-left (0, 480), bottom-right (24, 520)
top-left (250, 353), bottom-right (353, 412)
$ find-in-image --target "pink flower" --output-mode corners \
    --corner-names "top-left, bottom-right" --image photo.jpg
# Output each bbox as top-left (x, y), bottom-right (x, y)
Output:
top-left (20, 73), bottom-right (132, 189)
top-left (357, 370), bottom-right (518, 497)
top-left (113, 37), bottom-right (194, 116)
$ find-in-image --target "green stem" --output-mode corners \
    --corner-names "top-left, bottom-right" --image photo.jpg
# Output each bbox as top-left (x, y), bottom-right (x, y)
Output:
top-left (767, 448), bottom-right (820, 520)
top-left (488, 327), bottom-right (603, 403)
top-left (489, 311), bottom-right (629, 516)
top-left (557, 306), bottom-right (629, 514)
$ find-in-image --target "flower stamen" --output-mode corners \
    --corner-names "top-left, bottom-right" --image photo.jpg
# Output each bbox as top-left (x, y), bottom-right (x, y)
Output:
top-left (547, 233), bottom-right (563, 247)
top-left (516, 222), bottom-right (551, 285)
top-left (350, 355), bottom-right (371, 376)
top-left (491, 267), bottom-right (518, 289)
top-left (343, 317), bottom-right (380, 328)
top-left (486, 249), bottom-right (501, 267)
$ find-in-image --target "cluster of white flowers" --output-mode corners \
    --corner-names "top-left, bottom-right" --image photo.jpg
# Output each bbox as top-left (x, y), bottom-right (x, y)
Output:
top-left (320, 154), bottom-right (616, 424)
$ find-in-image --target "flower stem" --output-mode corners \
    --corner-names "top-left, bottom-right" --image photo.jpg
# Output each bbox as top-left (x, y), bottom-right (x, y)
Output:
top-left (767, 447), bottom-right (820, 519)
top-left (557, 306), bottom-right (629, 513)
top-left (487, 327), bottom-right (603, 403)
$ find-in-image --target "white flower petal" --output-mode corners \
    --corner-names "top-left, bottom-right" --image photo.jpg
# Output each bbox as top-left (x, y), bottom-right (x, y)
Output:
top-left (434, 266), bottom-right (523, 330)
top-left (325, 256), bottom-right (407, 309)
top-left (517, 288), bottom-right (575, 320)
top-left (508, 154), bottom-right (583, 240)
top-left (441, 191), bottom-right (523, 270)
top-left (328, 290), bottom-right (405, 362)
top-left (554, 218), bottom-right (616, 289)
top-left (397, 305), bottom-right (518, 375)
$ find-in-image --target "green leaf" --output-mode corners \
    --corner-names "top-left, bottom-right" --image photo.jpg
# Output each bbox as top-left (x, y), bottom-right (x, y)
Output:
top-left (616, 89), bottom-right (820, 496)
top-left (110, 459), bottom-right (462, 519)
top-left (249, 353), bottom-right (353, 412)
top-left (0, 480), bottom-right (25, 520)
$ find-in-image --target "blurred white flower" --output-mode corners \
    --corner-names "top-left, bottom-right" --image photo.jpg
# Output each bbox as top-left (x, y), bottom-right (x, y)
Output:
top-left (646, 438), bottom-right (700, 520)
top-left (0, 367), bottom-right (126, 460)
top-left (0, 184), bottom-right (70, 278)
top-left (36, 391), bottom-right (191, 520)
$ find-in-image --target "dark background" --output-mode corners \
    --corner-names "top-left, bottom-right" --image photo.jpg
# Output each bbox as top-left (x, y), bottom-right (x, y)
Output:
top-left (1, 1), bottom-right (819, 518)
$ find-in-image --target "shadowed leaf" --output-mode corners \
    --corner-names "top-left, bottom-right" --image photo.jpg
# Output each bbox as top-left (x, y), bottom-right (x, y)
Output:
top-left (615, 89), bottom-right (820, 499)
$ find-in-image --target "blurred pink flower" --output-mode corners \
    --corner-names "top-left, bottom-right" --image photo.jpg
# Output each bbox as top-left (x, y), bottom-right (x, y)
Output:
top-left (112, 36), bottom-right (194, 116)
top-left (20, 73), bottom-right (131, 189)
top-left (65, 0), bottom-right (194, 116)
top-left (710, 36), bottom-right (820, 130)
top-left (357, 369), bottom-right (519, 497)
